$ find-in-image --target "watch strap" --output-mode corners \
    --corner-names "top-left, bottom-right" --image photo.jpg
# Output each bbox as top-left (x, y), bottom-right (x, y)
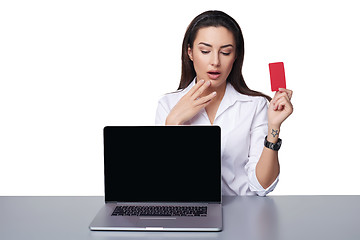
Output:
top-left (264, 136), bottom-right (282, 151)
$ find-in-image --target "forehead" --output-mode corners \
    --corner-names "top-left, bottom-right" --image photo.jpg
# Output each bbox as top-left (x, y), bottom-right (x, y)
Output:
top-left (194, 26), bottom-right (235, 47)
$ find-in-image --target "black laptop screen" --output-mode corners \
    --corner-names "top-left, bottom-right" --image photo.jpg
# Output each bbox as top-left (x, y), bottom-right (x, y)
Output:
top-left (104, 126), bottom-right (221, 203)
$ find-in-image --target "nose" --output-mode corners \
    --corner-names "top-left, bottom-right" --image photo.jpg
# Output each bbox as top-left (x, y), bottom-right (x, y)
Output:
top-left (211, 52), bottom-right (220, 67)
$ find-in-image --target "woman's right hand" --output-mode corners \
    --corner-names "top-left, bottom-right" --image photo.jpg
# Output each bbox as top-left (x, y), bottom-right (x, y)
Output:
top-left (165, 79), bottom-right (217, 125)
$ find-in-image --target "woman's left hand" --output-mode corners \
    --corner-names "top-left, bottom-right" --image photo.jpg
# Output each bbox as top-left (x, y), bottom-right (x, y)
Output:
top-left (268, 88), bottom-right (294, 128)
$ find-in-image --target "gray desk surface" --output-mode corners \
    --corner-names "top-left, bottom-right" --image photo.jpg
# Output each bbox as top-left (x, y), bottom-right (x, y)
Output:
top-left (1, 196), bottom-right (359, 240)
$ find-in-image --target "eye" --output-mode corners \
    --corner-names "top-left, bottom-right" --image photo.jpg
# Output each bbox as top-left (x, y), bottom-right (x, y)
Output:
top-left (201, 50), bottom-right (210, 54)
top-left (221, 52), bottom-right (231, 56)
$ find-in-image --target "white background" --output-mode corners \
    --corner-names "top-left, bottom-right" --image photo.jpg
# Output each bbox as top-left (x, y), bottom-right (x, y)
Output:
top-left (1, 0), bottom-right (359, 196)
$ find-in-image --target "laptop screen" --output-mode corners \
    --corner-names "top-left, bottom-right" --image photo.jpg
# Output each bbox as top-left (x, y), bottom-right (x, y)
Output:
top-left (104, 126), bottom-right (221, 203)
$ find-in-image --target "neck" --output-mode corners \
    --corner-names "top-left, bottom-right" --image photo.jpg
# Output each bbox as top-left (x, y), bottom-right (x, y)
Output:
top-left (204, 81), bottom-right (227, 103)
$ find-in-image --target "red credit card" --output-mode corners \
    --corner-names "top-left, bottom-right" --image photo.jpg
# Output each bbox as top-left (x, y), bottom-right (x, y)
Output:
top-left (269, 62), bottom-right (286, 91)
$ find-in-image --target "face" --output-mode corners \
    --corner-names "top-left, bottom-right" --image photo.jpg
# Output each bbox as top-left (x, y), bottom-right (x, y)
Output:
top-left (188, 26), bottom-right (236, 89)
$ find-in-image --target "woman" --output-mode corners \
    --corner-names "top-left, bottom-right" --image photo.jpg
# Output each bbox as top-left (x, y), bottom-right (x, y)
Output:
top-left (155, 10), bottom-right (293, 196)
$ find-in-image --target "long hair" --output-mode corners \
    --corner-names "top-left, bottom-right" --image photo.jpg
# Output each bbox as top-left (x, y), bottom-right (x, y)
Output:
top-left (179, 10), bottom-right (271, 102)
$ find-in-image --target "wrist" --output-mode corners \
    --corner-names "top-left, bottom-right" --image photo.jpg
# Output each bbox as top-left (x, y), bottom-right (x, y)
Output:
top-left (267, 125), bottom-right (280, 143)
top-left (165, 115), bottom-right (182, 125)
top-left (264, 135), bottom-right (282, 151)
top-left (268, 123), bottom-right (281, 129)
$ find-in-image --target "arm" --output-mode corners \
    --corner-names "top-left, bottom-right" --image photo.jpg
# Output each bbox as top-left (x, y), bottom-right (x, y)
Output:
top-left (256, 125), bottom-right (281, 189)
top-left (256, 89), bottom-right (293, 189)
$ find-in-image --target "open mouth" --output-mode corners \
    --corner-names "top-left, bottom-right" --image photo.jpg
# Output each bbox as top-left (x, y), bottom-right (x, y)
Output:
top-left (207, 71), bottom-right (221, 79)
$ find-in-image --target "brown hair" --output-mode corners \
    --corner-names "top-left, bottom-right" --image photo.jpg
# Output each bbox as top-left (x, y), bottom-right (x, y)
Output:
top-left (179, 10), bottom-right (271, 102)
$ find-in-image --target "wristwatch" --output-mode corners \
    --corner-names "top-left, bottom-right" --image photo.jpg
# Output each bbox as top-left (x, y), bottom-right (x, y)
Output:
top-left (264, 136), bottom-right (282, 151)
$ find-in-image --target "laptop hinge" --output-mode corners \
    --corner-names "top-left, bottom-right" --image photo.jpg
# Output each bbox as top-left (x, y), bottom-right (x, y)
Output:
top-left (104, 201), bottom-right (217, 205)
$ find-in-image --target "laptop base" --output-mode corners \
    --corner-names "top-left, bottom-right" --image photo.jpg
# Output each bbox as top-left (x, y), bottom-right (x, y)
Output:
top-left (89, 203), bottom-right (222, 231)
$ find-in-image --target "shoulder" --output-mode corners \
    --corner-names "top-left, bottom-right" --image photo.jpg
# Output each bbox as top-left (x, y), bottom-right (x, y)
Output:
top-left (247, 95), bottom-right (268, 113)
top-left (250, 95), bottom-right (268, 106)
top-left (245, 95), bottom-right (269, 118)
top-left (157, 89), bottom-right (187, 109)
top-left (157, 79), bottom-right (195, 109)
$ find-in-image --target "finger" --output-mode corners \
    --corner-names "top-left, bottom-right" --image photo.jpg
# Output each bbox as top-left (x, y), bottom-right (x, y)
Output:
top-left (188, 79), bottom-right (205, 96)
top-left (274, 95), bottom-right (290, 109)
top-left (274, 92), bottom-right (290, 103)
top-left (274, 100), bottom-right (285, 111)
top-left (272, 91), bottom-right (284, 101)
top-left (194, 91), bottom-right (217, 107)
top-left (272, 92), bottom-right (289, 107)
top-left (277, 100), bottom-right (293, 113)
top-left (272, 94), bottom-right (290, 110)
top-left (274, 97), bottom-right (292, 111)
top-left (278, 88), bottom-right (293, 100)
top-left (192, 80), bottom-right (212, 100)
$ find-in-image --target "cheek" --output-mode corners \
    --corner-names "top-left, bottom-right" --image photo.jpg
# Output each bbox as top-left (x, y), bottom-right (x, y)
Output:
top-left (192, 54), bottom-right (207, 70)
top-left (224, 58), bottom-right (235, 72)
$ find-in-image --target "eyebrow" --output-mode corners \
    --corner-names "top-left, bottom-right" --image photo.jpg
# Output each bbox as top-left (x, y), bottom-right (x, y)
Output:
top-left (198, 42), bottom-right (234, 48)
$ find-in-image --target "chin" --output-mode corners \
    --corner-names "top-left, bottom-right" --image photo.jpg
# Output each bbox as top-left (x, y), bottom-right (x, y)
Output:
top-left (197, 75), bottom-right (226, 87)
top-left (209, 79), bottom-right (226, 88)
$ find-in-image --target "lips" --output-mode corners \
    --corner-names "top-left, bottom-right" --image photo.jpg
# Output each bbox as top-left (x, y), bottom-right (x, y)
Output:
top-left (207, 71), bottom-right (221, 80)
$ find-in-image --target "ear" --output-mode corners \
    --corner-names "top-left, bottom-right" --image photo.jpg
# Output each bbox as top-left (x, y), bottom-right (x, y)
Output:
top-left (187, 45), bottom-right (193, 61)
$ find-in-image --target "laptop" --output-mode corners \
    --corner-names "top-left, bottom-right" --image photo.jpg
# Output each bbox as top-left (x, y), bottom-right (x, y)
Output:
top-left (89, 126), bottom-right (222, 231)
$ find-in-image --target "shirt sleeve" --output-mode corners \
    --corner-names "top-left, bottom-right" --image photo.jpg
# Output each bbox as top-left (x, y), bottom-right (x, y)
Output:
top-left (245, 97), bottom-right (279, 197)
top-left (155, 97), bottom-right (170, 125)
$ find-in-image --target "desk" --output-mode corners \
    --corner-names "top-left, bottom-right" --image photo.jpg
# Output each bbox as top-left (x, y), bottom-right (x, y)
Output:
top-left (1, 196), bottom-right (359, 240)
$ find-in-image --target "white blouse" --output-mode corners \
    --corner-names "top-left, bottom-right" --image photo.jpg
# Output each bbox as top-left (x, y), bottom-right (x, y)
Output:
top-left (155, 79), bottom-right (279, 196)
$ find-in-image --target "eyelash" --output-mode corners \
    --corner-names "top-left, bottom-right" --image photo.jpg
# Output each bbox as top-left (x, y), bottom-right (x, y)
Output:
top-left (201, 50), bottom-right (231, 56)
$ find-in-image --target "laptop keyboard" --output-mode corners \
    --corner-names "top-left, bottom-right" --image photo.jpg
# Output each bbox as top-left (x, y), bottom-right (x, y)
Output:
top-left (112, 206), bottom-right (207, 217)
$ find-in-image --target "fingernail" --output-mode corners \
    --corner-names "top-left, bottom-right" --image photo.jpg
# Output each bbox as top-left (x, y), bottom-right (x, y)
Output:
top-left (212, 92), bottom-right (217, 96)
top-left (206, 81), bottom-right (211, 85)
top-left (200, 79), bottom-right (205, 83)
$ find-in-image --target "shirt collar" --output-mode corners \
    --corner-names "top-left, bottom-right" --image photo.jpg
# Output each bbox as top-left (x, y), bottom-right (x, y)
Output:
top-left (216, 81), bottom-right (253, 119)
top-left (224, 81), bottom-right (253, 103)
